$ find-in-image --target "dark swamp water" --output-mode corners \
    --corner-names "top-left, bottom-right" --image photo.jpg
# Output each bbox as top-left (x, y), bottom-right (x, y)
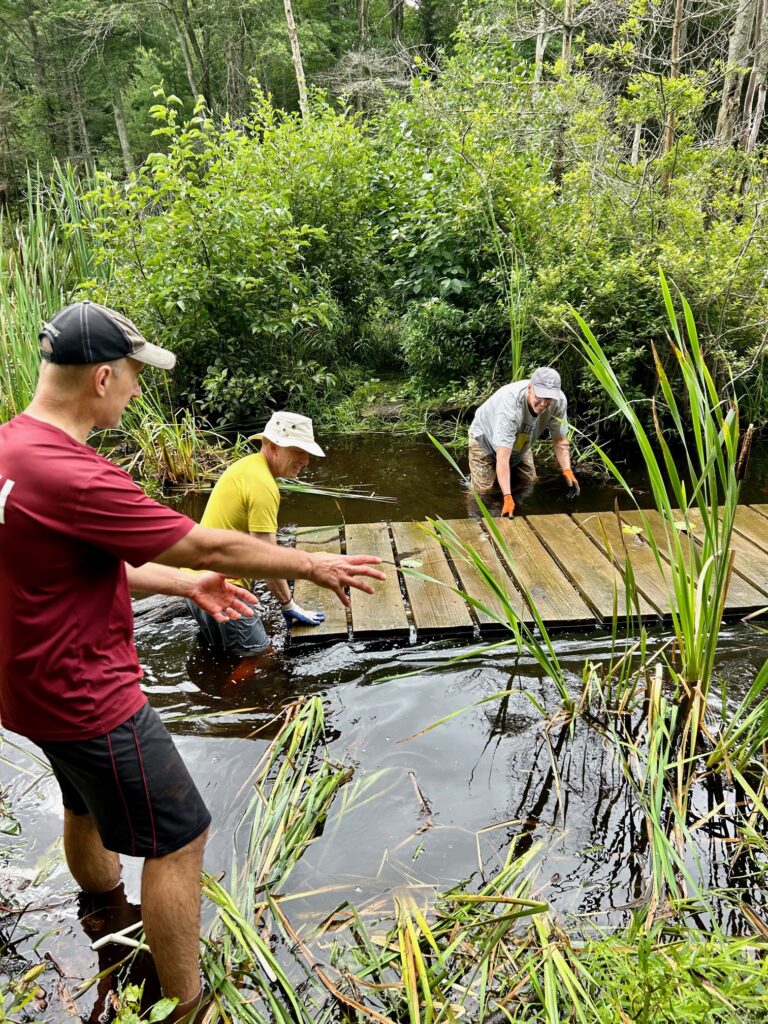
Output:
top-left (4, 433), bottom-right (768, 1019)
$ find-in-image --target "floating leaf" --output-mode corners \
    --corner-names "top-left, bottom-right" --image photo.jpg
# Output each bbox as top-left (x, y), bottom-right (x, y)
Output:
top-left (622, 524), bottom-right (644, 535)
top-left (400, 558), bottom-right (423, 569)
top-left (673, 519), bottom-right (697, 533)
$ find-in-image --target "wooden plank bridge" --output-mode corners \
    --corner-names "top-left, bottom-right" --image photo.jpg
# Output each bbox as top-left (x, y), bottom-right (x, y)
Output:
top-left (289, 504), bottom-right (768, 646)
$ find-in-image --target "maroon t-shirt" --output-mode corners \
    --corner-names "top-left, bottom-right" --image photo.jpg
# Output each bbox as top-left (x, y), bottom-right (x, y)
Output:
top-left (0, 414), bottom-right (195, 743)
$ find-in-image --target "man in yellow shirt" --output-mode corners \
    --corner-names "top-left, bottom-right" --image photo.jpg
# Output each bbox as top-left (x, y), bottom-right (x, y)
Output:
top-left (186, 411), bottom-right (326, 655)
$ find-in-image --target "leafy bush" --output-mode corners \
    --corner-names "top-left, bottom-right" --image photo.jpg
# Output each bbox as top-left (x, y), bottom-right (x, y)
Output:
top-left (400, 298), bottom-right (504, 389)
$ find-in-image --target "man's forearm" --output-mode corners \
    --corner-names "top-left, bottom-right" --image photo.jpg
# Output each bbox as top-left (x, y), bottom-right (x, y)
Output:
top-left (495, 447), bottom-right (512, 494)
top-left (156, 525), bottom-right (316, 581)
top-left (126, 562), bottom-right (198, 597)
top-left (266, 578), bottom-right (292, 604)
top-left (552, 437), bottom-right (571, 472)
top-left (249, 531), bottom-right (292, 604)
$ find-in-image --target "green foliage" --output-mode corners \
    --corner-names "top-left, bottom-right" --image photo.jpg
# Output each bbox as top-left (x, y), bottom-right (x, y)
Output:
top-left (400, 298), bottom-right (504, 388)
top-left (79, 90), bottom-right (381, 423)
top-left (5, 1), bottom-right (768, 437)
top-left (113, 983), bottom-right (176, 1023)
top-left (0, 163), bottom-right (100, 422)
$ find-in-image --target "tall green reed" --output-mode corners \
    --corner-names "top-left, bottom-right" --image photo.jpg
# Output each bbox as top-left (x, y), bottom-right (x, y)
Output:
top-left (109, 382), bottom-right (237, 492)
top-left (574, 269), bottom-right (744, 755)
top-left (199, 698), bottom-right (352, 1023)
top-left (0, 163), bottom-right (100, 422)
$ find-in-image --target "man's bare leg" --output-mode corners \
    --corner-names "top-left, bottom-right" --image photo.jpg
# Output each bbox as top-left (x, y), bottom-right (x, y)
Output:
top-left (141, 829), bottom-right (208, 1013)
top-left (64, 809), bottom-right (121, 893)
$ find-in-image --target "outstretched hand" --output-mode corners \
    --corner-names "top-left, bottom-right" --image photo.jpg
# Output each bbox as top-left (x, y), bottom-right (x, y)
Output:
top-left (307, 553), bottom-right (385, 606)
top-left (187, 571), bottom-right (259, 623)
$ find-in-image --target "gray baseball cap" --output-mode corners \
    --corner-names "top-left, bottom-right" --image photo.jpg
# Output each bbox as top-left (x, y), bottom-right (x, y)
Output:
top-left (530, 366), bottom-right (563, 401)
top-left (40, 301), bottom-right (176, 370)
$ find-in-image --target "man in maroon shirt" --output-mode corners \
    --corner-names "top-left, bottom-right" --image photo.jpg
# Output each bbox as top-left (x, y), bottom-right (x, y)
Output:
top-left (0, 301), bottom-right (384, 1021)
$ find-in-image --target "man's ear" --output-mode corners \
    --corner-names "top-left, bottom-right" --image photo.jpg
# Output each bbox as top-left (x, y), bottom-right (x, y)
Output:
top-left (92, 363), bottom-right (113, 395)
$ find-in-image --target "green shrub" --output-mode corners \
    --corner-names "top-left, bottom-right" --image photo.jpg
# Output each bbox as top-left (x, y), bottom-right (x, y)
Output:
top-left (400, 298), bottom-right (504, 388)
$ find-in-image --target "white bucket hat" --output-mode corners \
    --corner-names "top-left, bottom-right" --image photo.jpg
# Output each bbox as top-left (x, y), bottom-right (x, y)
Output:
top-left (249, 411), bottom-right (325, 457)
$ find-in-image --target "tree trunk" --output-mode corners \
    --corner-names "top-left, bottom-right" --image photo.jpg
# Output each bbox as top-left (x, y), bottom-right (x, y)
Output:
top-left (180, 0), bottom-right (209, 103)
top-left (662, 0), bottom-right (684, 155)
top-left (389, 0), bottom-right (404, 42)
top-left (533, 8), bottom-right (550, 93)
top-left (661, 0), bottom-right (685, 191)
top-left (112, 85), bottom-right (135, 176)
top-left (168, 5), bottom-right (202, 100)
top-left (561, 0), bottom-right (573, 72)
top-left (741, 0), bottom-right (768, 150)
top-left (716, 0), bottom-right (758, 144)
top-left (358, 0), bottom-right (367, 49)
top-left (283, 0), bottom-right (309, 117)
top-left (631, 122), bottom-right (642, 165)
top-left (68, 72), bottom-right (93, 171)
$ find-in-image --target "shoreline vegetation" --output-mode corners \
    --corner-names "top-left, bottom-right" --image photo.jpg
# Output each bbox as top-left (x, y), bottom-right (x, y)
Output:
top-left (3, 0), bottom-right (768, 455)
top-left (4, 0), bottom-right (768, 1017)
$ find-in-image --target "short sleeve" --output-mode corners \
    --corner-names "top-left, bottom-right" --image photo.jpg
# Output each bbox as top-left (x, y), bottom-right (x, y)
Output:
top-left (71, 465), bottom-right (195, 566)
top-left (246, 481), bottom-right (280, 534)
top-left (548, 399), bottom-right (569, 440)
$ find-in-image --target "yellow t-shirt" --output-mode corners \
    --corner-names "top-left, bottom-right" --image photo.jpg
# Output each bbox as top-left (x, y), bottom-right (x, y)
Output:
top-left (199, 453), bottom-right (280, 588)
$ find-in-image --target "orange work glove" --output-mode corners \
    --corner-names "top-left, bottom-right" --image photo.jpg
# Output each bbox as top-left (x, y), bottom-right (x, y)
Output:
top-left (563, 468), bottom-right (581, 498)
top-left (501, 494), bottom-right (515, 517)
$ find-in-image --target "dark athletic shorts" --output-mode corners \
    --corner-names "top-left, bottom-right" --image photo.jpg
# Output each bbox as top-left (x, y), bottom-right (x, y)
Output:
top-left (39, 703), bottom-right (211, 859)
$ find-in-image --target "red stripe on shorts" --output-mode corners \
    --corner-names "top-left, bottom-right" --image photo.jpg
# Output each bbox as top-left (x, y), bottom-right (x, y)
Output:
top-left (130, 717), bottom-right (158, 856)
top-left (107, 731), bottom-right (137, 857)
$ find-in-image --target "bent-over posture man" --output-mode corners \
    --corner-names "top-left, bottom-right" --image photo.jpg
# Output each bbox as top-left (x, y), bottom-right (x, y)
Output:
top-left (187, 410), bottom-right (327, 658)
top-left (468, 366), bottom-right (580, 517)
top-left (0, 301), bottom-right (384, 1022)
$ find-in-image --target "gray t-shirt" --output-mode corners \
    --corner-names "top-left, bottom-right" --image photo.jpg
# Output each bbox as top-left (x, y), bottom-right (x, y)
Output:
top-left (469, 379), bottom-right (568, 464)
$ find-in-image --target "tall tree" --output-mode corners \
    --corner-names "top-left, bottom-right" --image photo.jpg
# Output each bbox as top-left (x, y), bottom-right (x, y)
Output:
top-left (283, 0), bottom-right (308, 116)
top-left (716, 0), bottom-right (758, 143)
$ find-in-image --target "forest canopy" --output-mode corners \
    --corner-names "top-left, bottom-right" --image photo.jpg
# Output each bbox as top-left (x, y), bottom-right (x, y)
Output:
top-left (1, 0), bottom-right (766, 431)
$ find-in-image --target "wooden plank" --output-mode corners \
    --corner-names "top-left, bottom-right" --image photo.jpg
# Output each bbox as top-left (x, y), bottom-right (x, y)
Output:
top-left (620, 509), bottom-right (768, 613)
top-left (493, 517), bottom-right (596, 626)
top-left (747, 503), bottom-right (768, 522)
top-left (291, 527), bottom-right (349, 644)
top-left (345, 522), bottom-right (410, 638)
top-left (735, 505), bottom-right (768, 553)
top-left (390, 521), bottom-right (473, 637)
top-left (528, 513), bottom-right (658, 621)
top-left (726, 515), bottom-right (768, 599)
top-left (441, 519), bottom-right (529, 631)
top-left (573, 511), bottom-right (673, 616)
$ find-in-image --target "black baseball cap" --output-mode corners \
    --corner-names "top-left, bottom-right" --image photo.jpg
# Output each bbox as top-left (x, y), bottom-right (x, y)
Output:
top-left (39, 301), bottom-right (176, 370)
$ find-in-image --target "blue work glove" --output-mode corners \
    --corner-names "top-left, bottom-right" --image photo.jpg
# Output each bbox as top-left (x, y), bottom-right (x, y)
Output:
top-left (281, 598), bottom-right (326, 626)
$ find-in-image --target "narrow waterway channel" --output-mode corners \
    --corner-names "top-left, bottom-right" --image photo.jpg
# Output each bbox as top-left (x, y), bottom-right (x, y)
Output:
top-left (3, 434), bottom-right (768, 1019)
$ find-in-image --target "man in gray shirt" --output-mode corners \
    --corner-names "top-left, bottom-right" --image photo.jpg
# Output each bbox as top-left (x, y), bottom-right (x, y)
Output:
top-left (468, 367), bottom-right (580, 516)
